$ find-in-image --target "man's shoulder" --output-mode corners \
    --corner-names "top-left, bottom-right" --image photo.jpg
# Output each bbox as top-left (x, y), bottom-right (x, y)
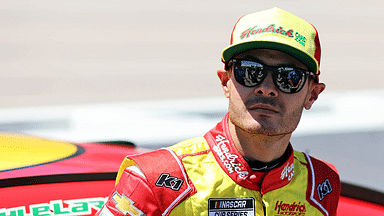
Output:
top-left (112, 148), bottom-right (196, 215)
top-left (168, 136), bottom-right (210, 157)
top-left (118, 136), bottom-right (209, 177)
top-left (293, 150), bottom-right (340, 216)
top-left (293, 150), bottom-right (339, 175)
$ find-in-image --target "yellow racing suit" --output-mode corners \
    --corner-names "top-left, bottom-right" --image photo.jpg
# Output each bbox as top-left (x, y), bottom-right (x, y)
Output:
top-left (97, 114), bottom-right (340, 216)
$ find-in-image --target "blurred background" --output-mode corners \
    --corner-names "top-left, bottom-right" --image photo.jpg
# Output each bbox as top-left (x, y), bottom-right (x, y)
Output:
top-left (1, 0), bottom-right (383, 107)
top-left (0, 0), bottom-right (383, 194)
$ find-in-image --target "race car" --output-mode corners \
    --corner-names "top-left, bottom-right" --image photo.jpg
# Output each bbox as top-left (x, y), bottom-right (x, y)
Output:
top-left (0, 132), bottom-right (145, 216)
top-left (0, 132), bottom-right (383, 216)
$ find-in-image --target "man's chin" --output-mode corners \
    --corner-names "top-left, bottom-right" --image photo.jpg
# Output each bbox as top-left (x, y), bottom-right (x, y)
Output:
top-left (245, 123), bottom-right (294, 137)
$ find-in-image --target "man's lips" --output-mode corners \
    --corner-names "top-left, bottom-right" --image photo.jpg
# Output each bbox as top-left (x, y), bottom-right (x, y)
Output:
top-left (247, 104), bottom-right (279, 114)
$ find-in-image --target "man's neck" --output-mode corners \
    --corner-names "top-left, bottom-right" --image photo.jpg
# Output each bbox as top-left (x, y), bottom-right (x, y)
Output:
top-left (228, 121), bottom-right (291, 163)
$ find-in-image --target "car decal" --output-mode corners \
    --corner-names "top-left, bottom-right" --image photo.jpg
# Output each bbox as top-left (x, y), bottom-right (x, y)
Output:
top-left (0, 197), bottom-right (107, 216)
top-left (0, 133), bottom-right (84, 173)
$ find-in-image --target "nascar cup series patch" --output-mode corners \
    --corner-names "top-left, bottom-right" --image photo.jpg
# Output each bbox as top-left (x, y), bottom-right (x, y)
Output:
top-left (208, 198), bottom-right (254, 216)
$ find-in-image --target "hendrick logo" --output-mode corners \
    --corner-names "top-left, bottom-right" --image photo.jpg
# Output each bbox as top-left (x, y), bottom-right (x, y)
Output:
top-left (317, 179), bottom-right (333, 201)
top-left (275, 201), bottom-right (306, 215)
top-left (240, 24), bottom-right (306, 46)
top-left (155, 173), bottom-right (183, 191)
top-left (213, 134), bottom-right (249, 178)
top-left (241, 24), bottom-right (294, 39)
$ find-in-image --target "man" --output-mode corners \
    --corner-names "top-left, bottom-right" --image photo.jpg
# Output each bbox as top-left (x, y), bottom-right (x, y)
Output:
top-left (97, 7), bottom-right (340, 216)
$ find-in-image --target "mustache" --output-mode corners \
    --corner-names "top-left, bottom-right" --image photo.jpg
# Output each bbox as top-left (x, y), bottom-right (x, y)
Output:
top-left (244, 96), bottom-right (282, 109)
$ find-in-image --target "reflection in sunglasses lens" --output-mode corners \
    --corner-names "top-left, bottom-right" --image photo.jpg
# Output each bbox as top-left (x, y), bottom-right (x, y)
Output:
top-left (232, 59), bottom-right (310, 94)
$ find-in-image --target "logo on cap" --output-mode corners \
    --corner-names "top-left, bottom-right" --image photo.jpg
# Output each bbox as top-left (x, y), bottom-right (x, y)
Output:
top-left (241, 24), bottom-right (294, 39)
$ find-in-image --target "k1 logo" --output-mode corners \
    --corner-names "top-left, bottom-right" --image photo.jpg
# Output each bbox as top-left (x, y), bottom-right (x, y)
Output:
top-left (155, 173), bottom-right (184, 191)
top-left (317, 179), bottom-right (333, 201)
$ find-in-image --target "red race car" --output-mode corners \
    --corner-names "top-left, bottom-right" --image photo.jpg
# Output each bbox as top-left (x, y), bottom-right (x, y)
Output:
top-left (0, 132), bottom-right (383, 216)
top-left (0, 133), bottom-right (145, 216)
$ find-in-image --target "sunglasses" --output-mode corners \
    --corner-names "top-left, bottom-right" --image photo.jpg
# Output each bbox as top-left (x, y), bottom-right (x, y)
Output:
top-left (231, 59), bottom-right (316, 94)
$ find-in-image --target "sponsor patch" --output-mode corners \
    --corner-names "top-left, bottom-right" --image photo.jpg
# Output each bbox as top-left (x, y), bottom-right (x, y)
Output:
top-left (155, 173), bottom-right (184, 191)
top-left (275, 201), bottom-right (306, 215)
top-left (317, 179), bottom-right (333, 201)
top-left (112, 192), bottom-right (145, 216)
top-left (213, 134), bottom-right (249, 178)
top-left (280, 162), bottom-right (294, 182)
top-left (208, 198), bottom-right (254, 216)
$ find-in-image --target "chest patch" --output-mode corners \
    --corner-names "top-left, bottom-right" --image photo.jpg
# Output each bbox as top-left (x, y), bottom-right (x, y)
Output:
top-left (208, 198), bottom-right (255, 216)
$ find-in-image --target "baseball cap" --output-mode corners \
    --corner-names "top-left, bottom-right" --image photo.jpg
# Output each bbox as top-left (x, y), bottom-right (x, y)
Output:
top-left (222, 7), bottom-right (321, 81)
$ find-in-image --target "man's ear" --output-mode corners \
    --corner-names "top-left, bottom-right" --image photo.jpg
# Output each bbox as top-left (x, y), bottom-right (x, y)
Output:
top-left (304, 82), bottom-right (326, 110)
top-left (217, 69), bottom-right (231, 98)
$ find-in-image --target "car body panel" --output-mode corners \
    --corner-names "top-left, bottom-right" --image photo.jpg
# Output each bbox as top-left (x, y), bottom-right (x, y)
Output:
top-left (338, 196), bottom-right (384, 215)
top-left (0, 133), bottom-right (143, 180)
top-left (0, 180), bottom-right (114, 216)
top-left (0, 133), bottom-right (145, 216)
top-left (0, 132), bottom-right (383, 215)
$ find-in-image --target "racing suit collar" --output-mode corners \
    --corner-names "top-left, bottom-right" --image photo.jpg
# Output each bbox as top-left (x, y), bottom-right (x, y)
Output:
top-left (204, 113), bottom-right (295, 194)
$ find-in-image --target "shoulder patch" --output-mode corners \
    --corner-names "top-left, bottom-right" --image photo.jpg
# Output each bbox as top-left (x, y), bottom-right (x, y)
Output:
top-left (155, 173), bottom-right (184, 191)
top-left (305, 153), bottom-right (340, 216)
top-left (128, 148), bottom-right (196, 215)
top-left (112, 191), bottom-right (145, 216)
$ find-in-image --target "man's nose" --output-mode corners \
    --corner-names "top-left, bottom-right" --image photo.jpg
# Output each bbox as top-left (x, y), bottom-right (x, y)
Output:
top-left (254, 72), bottom-right (279, 97)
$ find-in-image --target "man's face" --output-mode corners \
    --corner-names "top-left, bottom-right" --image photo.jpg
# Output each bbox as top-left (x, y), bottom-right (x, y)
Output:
top-left (221, 49), bottom-right (320, 137)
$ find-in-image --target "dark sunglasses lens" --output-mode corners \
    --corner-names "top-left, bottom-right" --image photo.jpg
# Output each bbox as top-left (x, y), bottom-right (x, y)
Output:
top-left (274, 68), bottom-right (306, 93)
top-left (234, 60), bottom-right (266, 87)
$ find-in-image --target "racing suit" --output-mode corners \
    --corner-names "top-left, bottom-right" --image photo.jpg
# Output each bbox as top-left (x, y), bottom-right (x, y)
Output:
top-left (97, 114), bottom-right (340, 216)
